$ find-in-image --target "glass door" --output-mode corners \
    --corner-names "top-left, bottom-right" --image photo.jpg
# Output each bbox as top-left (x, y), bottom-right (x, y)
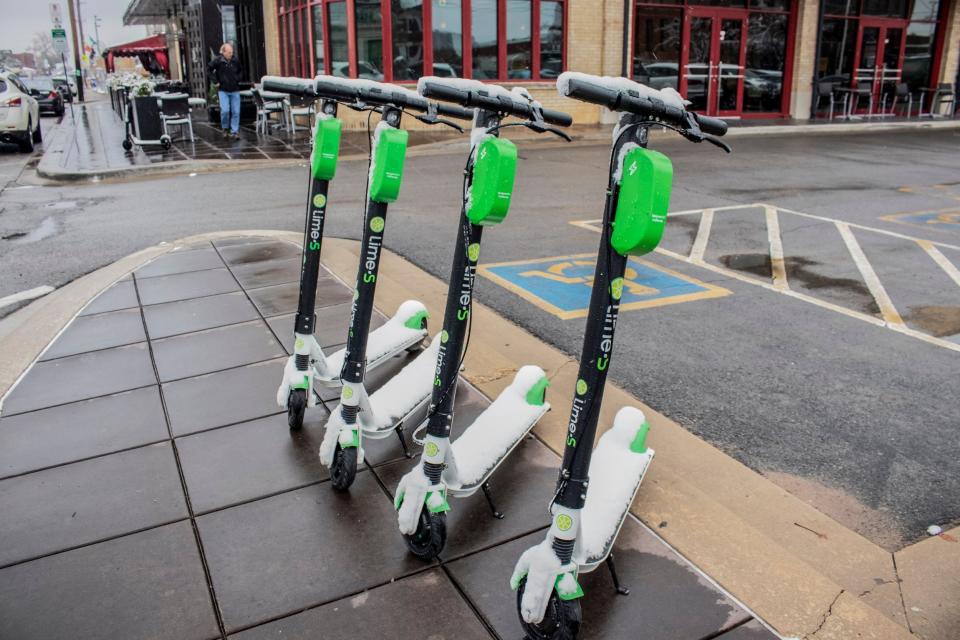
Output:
top-left (854, 21), bottom-right (906, 110)
top-left (682, 9), bottom-right (748, 116)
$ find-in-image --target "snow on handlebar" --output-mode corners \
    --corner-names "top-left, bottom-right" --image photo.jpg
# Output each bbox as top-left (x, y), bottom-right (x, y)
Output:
top-left (417, 76), bottom-right (573, 128)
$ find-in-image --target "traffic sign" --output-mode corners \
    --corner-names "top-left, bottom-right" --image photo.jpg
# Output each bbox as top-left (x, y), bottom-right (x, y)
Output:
top-left (51, 28), bottom-right (68, 55)
top-left (49, 3), bottom-right (63, 28)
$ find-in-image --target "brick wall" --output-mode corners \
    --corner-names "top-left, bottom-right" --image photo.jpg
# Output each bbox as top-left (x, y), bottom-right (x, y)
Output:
top-left (939, 0), bottom-right (960, 89)
top-left (262, 0), bottom-right (281, 77)
top-left (789, 0), bottom-right (820, 119)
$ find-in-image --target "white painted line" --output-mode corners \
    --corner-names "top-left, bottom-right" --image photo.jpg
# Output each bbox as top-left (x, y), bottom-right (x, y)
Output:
top-left (836, 222), bottom-right (904, 327)
top-left (689, 209), bottom-right (714, 263)
top-left (0, 286), bottom-right (55, 310)
top-left (917, 240), bottom-right (960, 288)
top-left (765, 205), bottom-right (788, 290)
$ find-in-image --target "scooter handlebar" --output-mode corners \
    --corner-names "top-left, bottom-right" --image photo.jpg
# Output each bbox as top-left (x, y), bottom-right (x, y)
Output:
top-left (691, 113), bottom-right (728, 136)
top-left (260, 76), bottom-right (317, 97)
top-left (418, 77), bottom-right (572, 127)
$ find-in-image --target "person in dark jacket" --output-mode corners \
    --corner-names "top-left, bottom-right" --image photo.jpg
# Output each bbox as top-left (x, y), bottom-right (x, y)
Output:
top-left (208, 43), bottom-right (244, 137)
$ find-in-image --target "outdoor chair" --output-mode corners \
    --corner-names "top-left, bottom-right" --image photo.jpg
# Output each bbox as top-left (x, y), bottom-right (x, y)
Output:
top-left (159, 93), bottom-right (194, 143)
top-left (253, 88), bottom-right (286, 134)
top-left (881, 82), bottom-right (919, 118)
top-left (286, 94), bottom-right (316, 134)
top-left (814, 81), bottom-right (839, 120)
top-left (919, 83), bottom-right (957, 118)
top-left (847, 80), bottom-right (874, 118)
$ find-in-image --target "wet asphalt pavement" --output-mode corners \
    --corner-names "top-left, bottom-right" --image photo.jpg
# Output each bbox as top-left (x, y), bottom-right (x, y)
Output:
top-left (1, 126), bottom-right (958, 548)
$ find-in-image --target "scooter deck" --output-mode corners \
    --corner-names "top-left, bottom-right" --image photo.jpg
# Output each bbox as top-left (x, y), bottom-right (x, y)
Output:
top-left (576, 417), bottom-right (654, 572)
top-left (358, 337), bottom-right (440, 437)
top-left (314, 319), bottom-right (428, 386)
top-left (448, 371), bottom-right (550, 495)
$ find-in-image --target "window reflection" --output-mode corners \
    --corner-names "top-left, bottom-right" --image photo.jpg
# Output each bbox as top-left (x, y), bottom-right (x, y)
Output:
top-left (903, 21), bottom-right (935, 90)
top-left (507, 0), bottom-right (532, 79)
top-left (472, 0), bottom-right (498, 78)
top-left (539, 1), bottom-right (564, 78)
top-left (744, 13), bottom-right (786, 112)
top-left (433, 0), bottom-right (463, 77)
top-left (392, 0), bottom-right (423, 80)
top-left (819, 18), bottom-right (856, 85)
top-left (355, 0), bottom-right (384, 79)
top-left (632, 9), bottom-right (681, 91)
top-left (328, 2), bottom-right (349, 77)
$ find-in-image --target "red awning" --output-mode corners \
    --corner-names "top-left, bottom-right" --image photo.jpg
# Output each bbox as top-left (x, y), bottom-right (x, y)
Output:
top-left (104, 34), bottom-right (169, 76)
top-left (105, 34), bottom-right (168, 56)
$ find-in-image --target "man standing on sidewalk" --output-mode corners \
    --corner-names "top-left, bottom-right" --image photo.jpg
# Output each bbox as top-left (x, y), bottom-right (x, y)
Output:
top-left (208, 43), bottom-right (243, 138)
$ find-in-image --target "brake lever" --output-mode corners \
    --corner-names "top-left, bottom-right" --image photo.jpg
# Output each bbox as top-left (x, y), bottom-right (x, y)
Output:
top-left (703, 134), bottom-right (732, 153)
top-left (415, 113), bottom-right (465, 133)
top-left (523, 120), bottom-right (572, 142)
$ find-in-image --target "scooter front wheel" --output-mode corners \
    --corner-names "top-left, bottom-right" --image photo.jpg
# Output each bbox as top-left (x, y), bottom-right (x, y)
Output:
top-left (516, 577), bottom-right (582, 640)
top-left (330, 444), bottom-right (358, 491)
top-left (287, 389), bottom-right (307, 430)
top-left (404, 509), bottom-right (446, 560)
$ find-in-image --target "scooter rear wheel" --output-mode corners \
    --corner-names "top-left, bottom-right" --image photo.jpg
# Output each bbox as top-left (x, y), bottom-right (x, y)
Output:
top-left (287, 389), bottom-right (307, 430)
top-left (330, 444), bottom-right (358, 491)
top-left (516, 577), bottom-right (582, 640)
top-left (404, 509), bottom-right (446, 560)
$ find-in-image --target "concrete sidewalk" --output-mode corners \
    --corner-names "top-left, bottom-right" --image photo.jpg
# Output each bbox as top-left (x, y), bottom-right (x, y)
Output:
top-left (0, 234), bottom-right (776, 640)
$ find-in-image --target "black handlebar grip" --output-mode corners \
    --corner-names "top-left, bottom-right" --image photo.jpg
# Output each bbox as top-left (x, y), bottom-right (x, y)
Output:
top-left (539, 107), bottom-right (573, 127)
top-left (314, 78), bottom-right (360, 102)
top-left (260, 76), bottom-right (317, 97)
top-left (562, 78), bottom-right (620, 110)
top-left (435, 102), bottom-right (475, 121)
top-left (692, 113), bottom-right (728, 137)
top-left (419, 81), bottom-right (470, 106)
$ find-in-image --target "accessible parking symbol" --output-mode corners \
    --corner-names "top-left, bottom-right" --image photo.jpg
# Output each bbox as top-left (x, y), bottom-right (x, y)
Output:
top-left (479, 253), bottom-right (730, 319)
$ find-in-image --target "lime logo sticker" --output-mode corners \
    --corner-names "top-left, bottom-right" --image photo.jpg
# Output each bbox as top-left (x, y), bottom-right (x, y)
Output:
top-left (576, 379), bottom-right (588, 395)
top-left (425, 442), bottom-right (439, 457)
top-left (370, 216), bottom-right (385, 233)
top-left (556, 514), bottom-right (573, 531)
top-left (342, 387), bottom-right (354, 400)
top-left (610, 277), bottom-right (624, 301)
top-left (441, 330), bottom-right (449, 343)
top-left (313, 193), bottom-right (327, 208)
top-left (468, 243), bottom-right (481, 262)
top-left (295, 338), bottom-right (305, 350)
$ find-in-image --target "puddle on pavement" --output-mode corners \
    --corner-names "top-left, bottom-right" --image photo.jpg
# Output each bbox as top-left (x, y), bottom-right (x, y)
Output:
top-left (2, 216), bottom-right (59, 244)
top-left (783, 256), bottom-right (881, 316)
top-left (719, 252), bottom-right (772, 279)
top-left (904, 305), bottom-right (960, 338)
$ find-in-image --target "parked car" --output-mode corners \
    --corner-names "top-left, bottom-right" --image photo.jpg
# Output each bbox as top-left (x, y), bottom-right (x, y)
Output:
top-left (51, 75), bottom-right (77, 102)
top-left (0, 71), bottom-right (42, 152)
top-left (23, 76), bottom-right (65, 117)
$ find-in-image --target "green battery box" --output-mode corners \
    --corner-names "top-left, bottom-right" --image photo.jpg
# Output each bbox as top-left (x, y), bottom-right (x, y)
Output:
top-left (466, 137), bottom-right (517, 226)
top-left (369, 127), bottom-right (409, 203)
top-left (311, 117), bottom-right (342, 181)
top-left (610, 146), bottom-right (674, 256)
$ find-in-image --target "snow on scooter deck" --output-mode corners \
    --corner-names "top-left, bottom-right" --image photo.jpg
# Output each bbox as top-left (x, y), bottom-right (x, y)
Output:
top-left (315, 302), bottom-right (428, 385)
top-left (576, 406), bottom-right (654, 571)
top-left (360, 336), bottom-right (441, 436)
top-left (448, 366), bottom-right (551, 495)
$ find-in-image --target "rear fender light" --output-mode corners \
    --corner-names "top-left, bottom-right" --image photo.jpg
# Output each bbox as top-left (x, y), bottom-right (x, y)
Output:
top-left (3, 97), bottom-right (22, 106)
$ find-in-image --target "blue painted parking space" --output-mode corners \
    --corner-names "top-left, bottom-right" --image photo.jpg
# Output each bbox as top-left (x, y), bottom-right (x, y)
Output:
top-left (883, 210), bottom-right (960, 230)
top-left (479, 253), bottom-right (730, 319)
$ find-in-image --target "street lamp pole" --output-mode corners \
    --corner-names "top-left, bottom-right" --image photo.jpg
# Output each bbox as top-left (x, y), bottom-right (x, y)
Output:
top-left (66, 0), bottom-right (85, 102)
top-left (93, 15), bottom-right (103, 55)
top-left (75, 0), bottom-right (87, 89)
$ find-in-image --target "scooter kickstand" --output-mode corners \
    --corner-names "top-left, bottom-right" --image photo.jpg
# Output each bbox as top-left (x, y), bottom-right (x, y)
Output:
top-left (606, 554), bottom-right (630, 596)
top-left (481, 482), bottom-right (505, 520)
top-left (395, 424), bottom-right (413, 459)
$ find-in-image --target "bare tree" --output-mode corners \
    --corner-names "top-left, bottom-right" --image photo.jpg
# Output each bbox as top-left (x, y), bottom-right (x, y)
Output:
top-left (27, 32), bottom-right (61, 71)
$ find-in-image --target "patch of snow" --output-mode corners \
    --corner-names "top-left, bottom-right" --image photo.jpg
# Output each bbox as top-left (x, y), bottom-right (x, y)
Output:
top-left (364, 337), bottom-right (440, 431)
top-left (612, 141), bottom-right (639, 185)
top-left (578, 407), bottom-right (654, 563)
top-left (319, 409), bottom-right (345, 466)
top-left (927, 524), bottom-right (943, 536)
top-left (368, 119), bottom-right (393, 188)
top-left (417, 76), bottom-right (517, 102)
top-left (557, 71), bottom-right (689, 110)
top-left (556, 572), bottom-right (579, 596)
top-left (396, 463), bottom-right (432, 535)
top-left (426, 491), bottom-right (445, 510)
top-left (511, 538), bottom-right (563, 624)
top-left (448, 366), bottom-right (549, 489)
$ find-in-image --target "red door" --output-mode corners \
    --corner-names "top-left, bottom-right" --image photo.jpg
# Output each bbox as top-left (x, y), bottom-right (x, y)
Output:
top-left (681, 9), bottom-right (748, 117)
top-left (853, 20), bottom-right (906, 111)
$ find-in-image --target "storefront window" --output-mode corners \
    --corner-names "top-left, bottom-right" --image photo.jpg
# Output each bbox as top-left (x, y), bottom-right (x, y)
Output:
top-left (862, 0), bottom-right (907, 16)
top-left (909, 0), bottom-right (939, 21)
top-left (507, 0), bottom-right (532, 79)
top-left (472, 0), bottom-right (499, 78)
top-left (355, 0), bottom-right (384, 79)
top-left (822, 0), bottom-right (859, 15)
top-left (902, 21), bottom-right (936, 90)
top-left (329, 2), bottom-right (349, 77)
top-left (539, 1), bottom-right (564, 78)
top-left (744, 13), bottom-right (787, 112)
top-left (313, 4), bottom-right (325, 74)
top-left (632, 9), bottom-right (681, 91)
top-left (392, 0), bottom-right (424, 80)
top-left (819, 18), bottom-right (857, 84)
top-left (433, 0), bottom-right (463, 77)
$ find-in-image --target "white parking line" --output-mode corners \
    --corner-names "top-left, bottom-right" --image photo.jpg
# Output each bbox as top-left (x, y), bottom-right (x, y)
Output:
top-left (0, 286), bottom-right (55, 311)
top-left (689, 208), bottom-right (714, 263)
top-left (764, 205), bottom-right (788, 291)
top-left (917, 239), bottom-right (960, 289)
top-left (836, 222), bottom-right (904, 326)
